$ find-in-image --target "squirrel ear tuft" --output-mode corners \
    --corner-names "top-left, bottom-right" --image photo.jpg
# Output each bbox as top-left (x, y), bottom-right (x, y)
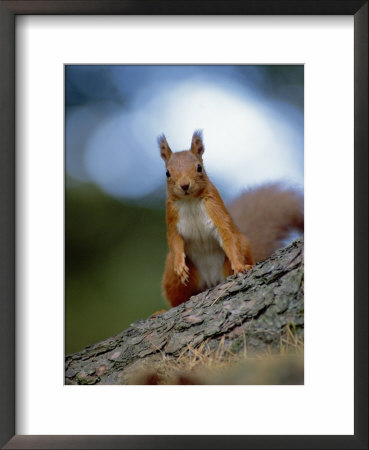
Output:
top-left (190, 130), bottom-right (204, 157)
top-left (158, 134), bottom-right (172, 162)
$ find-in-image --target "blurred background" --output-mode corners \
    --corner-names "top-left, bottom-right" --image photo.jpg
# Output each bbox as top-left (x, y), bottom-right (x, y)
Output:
top-left (65, 65), bottom-right (304, 354)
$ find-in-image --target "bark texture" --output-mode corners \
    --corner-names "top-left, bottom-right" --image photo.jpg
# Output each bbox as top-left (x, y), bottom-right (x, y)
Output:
top-left (65, 238), bottom-right (304, 385)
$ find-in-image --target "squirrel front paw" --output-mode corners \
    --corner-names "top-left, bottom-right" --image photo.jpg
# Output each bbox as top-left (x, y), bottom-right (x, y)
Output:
top-left (174, 254), bottom-right (190, 285)
top-left (233, 263), bottom-right (252, 275)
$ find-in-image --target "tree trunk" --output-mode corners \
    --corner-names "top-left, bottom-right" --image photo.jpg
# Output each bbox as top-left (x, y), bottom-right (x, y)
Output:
top-left (65, 238), bottom-right (304, 385)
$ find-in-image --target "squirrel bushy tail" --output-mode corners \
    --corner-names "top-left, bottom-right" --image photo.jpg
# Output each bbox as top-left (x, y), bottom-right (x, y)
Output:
top-left (227, 183), bottom-right (304, 262)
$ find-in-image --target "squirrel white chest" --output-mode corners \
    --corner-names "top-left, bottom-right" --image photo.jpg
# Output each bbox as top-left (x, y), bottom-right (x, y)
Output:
top-left (176, 199), bottom-right (225, 289)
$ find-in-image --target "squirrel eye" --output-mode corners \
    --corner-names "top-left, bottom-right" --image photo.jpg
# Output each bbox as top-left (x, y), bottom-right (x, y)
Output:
top-left (166, 170), bottom-right (170, 178)
top-left (197, 164), bottom-right (202, 173)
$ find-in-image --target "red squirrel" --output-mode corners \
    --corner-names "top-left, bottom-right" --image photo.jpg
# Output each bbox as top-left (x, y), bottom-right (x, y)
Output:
top-left (159, 130), bottom-right (303, 307)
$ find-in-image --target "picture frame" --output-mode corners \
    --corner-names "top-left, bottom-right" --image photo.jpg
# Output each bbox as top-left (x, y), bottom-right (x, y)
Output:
top-left (0, 1), bottom-right (367, 449)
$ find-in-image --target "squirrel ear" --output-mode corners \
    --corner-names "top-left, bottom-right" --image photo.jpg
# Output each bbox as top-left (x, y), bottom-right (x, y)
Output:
top-left (158, 134), bottom-right (172, 162)
top-left (190, 130), bottom-right (204, 157)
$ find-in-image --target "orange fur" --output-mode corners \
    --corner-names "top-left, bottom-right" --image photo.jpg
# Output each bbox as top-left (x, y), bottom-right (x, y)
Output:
top-left (159, 131), bottom-right (303, 307)
top-left (227, 183), bottom-right (304, 262)
top-left (162, 253), bottom-right (200, 307)
top-left (204, 186), bottom-right (254, 272)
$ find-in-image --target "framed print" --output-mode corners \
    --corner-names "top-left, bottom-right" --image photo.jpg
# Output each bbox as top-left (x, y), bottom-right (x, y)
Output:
top-left (0, 1), bottom-right (367, 449)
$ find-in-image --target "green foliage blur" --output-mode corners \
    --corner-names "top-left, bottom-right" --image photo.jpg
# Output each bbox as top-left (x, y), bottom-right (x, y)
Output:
top-left (65, 182), bottom-right (168, 354)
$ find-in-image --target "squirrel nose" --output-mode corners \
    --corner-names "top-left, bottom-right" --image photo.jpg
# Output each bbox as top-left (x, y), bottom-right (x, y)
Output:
top-left (181, 184), bottom-right (190, 192)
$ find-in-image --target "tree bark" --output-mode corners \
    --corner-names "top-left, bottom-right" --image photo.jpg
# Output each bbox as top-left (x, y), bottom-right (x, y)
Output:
top-left (65, 238), bottom-right (304, 385)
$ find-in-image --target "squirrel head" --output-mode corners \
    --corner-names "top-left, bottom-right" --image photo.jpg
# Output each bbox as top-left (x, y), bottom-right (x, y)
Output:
top-left (158, 130), bottom-right (208, 199)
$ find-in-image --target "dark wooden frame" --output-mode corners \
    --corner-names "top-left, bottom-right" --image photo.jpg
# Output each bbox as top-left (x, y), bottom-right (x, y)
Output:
top-left (0, 1), bottom-right (367, 449)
